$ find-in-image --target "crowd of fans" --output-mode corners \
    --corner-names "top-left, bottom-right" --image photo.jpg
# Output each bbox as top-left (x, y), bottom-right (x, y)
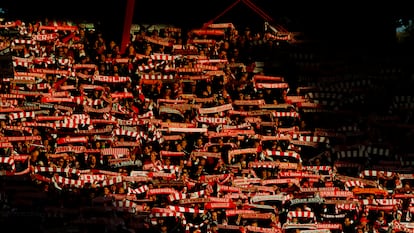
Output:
top-left (0, 17), bottom-right (414, 233)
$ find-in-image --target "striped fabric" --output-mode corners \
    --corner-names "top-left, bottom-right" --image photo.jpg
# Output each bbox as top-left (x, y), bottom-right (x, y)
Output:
top-left (336, 150), bottom-right (368, 159)
top-left (140, 74), bottom-right (175, 80)
top-left (0, 157), bottom-right (15, 170)
top-left (287, 210), bottom-right (316, 222)
top-left (8, 111), bottom-right (36, 121)
top-left (264, 150), bottom-right (302, 162)
top-left (127, 185), bottom-right (149, 195)
top-left (360, 170), bottom-right (395, 178)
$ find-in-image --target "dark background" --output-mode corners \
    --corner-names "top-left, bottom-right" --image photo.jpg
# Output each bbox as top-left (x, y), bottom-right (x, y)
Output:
top-left (1, 0), bottom-right (411, 49)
